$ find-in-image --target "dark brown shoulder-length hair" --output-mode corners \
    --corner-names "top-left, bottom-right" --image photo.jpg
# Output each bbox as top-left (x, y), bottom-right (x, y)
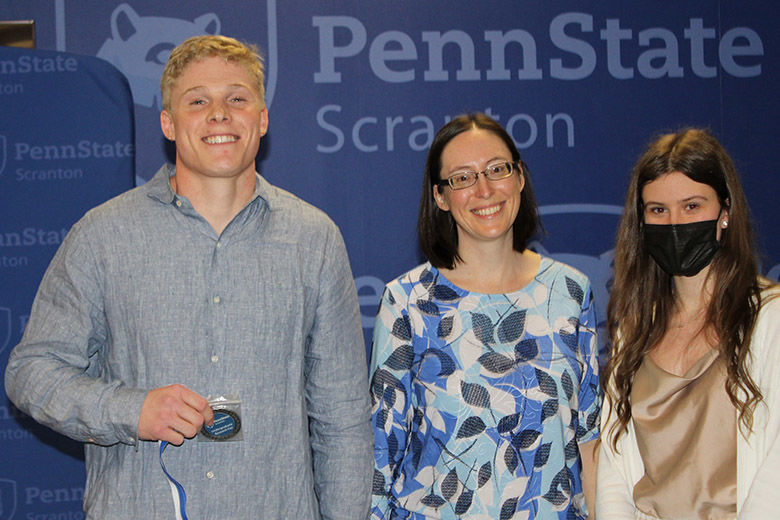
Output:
top-left (605, 127), bottom-right (774, 448)
top-left (417, 112), bottom-right (541, 269)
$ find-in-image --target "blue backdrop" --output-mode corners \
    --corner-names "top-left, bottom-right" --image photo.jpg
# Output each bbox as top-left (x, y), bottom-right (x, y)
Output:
top-left (1, 1), bottom-right (778, 518)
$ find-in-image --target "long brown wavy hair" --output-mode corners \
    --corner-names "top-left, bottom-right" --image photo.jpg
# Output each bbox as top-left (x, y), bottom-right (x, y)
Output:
top-left (604, 128), bottom-right (775, 448)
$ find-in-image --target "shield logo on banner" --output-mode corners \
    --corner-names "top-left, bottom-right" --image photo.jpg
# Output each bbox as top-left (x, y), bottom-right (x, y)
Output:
top-left (0, 307), bottom-right (12, 356)
top-left (530, 203), bottom-right (623, 360)
top-left (0, 478), bottom-right (18, 520)
top-left (93, 1), bottom-right (278, 109)
top-left (71, 0), bottom-right (279, 183)
top-left (0, 135), bottom-right (7, 177)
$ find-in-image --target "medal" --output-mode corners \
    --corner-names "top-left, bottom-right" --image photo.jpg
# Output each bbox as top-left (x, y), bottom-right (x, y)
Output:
top-left (201, 409), bottom-right (241, 441)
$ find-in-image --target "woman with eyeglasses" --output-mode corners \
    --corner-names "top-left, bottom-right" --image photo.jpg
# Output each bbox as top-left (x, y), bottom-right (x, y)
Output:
top-left (369, 113), bottom-right (600, 520)
top-left (597, 128), bottom-right (780, 519)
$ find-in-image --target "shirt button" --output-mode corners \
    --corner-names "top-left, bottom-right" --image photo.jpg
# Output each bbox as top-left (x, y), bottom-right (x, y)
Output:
top-left (175, 199), bottom-right (182, 207)
top-left (213, 296), bottom-right (221, 304)
top-left (216, 241), bottom-right (222, 248)
top-left (211, 355), bottom-right (219, 363)
top-left (206, 471), bottom-right (215, 479)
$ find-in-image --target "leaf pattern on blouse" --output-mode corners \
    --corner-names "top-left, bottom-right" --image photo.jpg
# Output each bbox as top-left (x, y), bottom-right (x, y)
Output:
top-left (369, 257), bottom-right (601, 520)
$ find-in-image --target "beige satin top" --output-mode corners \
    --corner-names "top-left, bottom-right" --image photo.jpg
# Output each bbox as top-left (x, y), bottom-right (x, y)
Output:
top-left (631, 350), bottom-right (737, 519)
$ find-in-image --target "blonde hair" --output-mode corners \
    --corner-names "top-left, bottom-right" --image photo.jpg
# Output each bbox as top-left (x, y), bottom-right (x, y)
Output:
top-left (160, 35), bottom-right (265, 111)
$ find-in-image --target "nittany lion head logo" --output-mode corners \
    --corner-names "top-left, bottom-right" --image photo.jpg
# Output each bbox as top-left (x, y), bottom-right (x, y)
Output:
top-left (96, 3), bottom-right (221, 108)
top-left (529, 203), bottom-right (623, 361)
top-left (0, 478), bottom-right (18, 520)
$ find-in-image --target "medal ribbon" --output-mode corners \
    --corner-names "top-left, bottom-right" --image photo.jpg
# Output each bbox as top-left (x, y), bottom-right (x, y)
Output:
top-left (159, 441), bottom-right (189, 520)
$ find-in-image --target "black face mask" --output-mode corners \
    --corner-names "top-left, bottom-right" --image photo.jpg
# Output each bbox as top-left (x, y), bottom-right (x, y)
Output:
top-left (643, 219), bottom-right (721, 277)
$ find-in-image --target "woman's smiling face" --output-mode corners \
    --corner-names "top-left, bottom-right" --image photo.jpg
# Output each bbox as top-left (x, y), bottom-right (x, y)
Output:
top-left (434, 128), bottom-right (524, 250)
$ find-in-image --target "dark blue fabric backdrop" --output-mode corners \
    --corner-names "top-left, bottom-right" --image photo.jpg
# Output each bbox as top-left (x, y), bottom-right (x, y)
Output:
top-left (0, 43), bottom-right (134, 518)
top-left (1, 1), bottom-right (777, 517)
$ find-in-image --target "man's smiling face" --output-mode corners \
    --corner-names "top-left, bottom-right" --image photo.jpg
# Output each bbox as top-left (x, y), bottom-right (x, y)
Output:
top-left (161, 55), bottom-right (268, 181)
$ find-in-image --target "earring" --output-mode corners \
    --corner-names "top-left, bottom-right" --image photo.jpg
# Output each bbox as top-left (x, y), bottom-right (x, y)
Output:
top-left (722, 220), bottom-right (728, 229)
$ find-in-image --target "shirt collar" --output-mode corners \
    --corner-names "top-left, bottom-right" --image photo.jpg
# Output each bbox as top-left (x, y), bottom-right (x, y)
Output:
top-left (145, 164), bottom-right (177, 204)
top-left (145, 163), bottom-right (273, 210)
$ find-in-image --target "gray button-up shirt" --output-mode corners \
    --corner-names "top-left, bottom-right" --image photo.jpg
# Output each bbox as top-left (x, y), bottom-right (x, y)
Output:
top-left (5, 165), bottom-right (373, 519)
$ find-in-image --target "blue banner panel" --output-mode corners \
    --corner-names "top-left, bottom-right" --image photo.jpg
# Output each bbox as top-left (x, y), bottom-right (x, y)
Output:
top-left (0, 1), bottom-right (777, 517)
top-left (0, 45), bottom-right (134, 519)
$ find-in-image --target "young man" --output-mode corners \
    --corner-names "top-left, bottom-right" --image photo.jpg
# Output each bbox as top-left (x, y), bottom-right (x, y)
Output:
top-left (5, 35), bottom-right (372, 519)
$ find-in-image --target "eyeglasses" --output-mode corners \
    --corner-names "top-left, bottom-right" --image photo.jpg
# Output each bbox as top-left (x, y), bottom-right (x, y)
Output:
top-left (437, 161), bottom-right (517, 190)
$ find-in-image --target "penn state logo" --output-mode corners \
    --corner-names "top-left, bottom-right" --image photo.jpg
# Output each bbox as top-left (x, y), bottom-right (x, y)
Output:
top-left (0, 135), bottom-right (6, 177)
top-left (92, 2), bottom-right (279, 184)
top-left (0, 478), bottom-right (17, 520)
top-left (96, 4), bottom-right (221, 109)
top-left (529, 203), bottom-right (623, 361)
top-left (95, 2), bottom-right (278, 110)
top-left (0, 307), bottom-right (11, 356)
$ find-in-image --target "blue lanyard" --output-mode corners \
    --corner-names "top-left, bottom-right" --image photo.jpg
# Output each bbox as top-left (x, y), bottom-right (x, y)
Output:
top-left (159, 441), bottom-right (189, 520)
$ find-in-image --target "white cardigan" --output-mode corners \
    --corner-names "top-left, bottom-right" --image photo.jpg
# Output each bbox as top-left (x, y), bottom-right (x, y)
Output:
top-left (597, 289), bottom-right (780, 519)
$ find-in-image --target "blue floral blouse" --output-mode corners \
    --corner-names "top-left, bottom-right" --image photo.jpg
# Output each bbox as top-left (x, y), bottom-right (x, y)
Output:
top-left (369, 257), bottom-right (601, 520)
